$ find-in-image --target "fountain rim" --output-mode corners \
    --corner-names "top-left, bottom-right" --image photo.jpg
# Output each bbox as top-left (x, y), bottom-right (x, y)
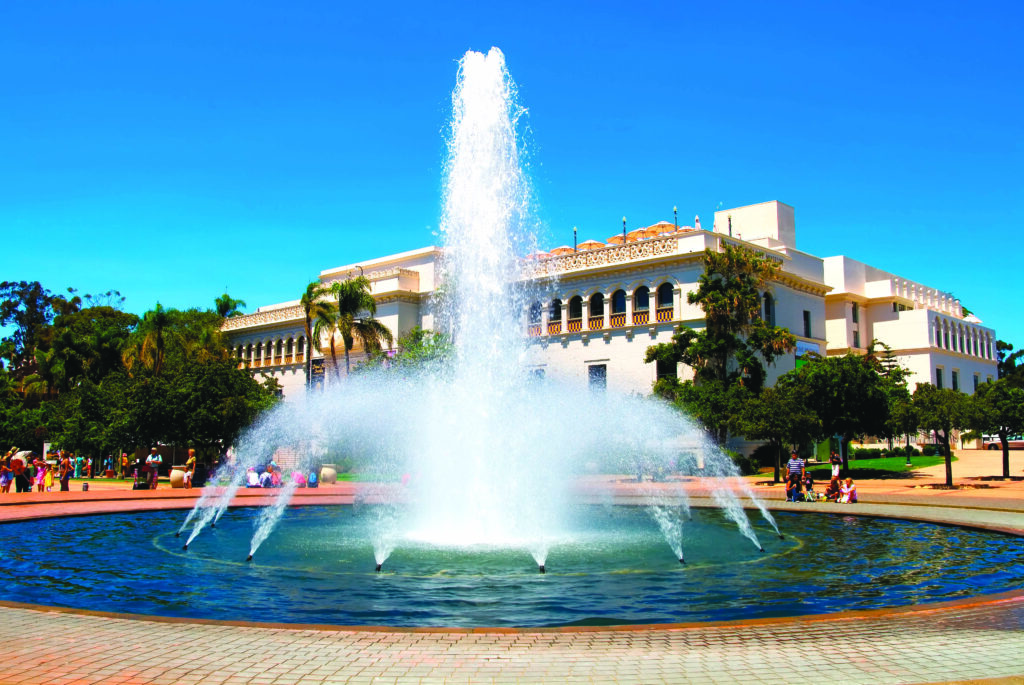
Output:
top-left (1, 496), bottom-right (1022, 632)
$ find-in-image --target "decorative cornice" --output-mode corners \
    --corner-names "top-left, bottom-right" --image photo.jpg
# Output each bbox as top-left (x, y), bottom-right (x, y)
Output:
top-left (526, 236), bottom-right (681, 279)
top-left (222, 305), bottom-right (304, 331)
top-left (321, 267), bottom-right (420, 286)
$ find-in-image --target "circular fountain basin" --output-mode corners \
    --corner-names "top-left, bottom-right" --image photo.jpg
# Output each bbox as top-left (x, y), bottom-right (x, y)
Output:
top-left (1, 505), bottom-right (1022, 627)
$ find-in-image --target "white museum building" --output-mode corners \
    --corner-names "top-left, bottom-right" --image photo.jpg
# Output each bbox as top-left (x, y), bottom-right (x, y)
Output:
top-left (223, 201), bottom-right (998, 399)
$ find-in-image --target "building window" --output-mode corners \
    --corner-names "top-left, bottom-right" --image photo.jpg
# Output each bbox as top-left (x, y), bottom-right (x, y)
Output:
top-left (276, 340), bottom-right (284, 356)
top-left (851, 302), bottom-right (859, 324)
top-left (974, 374), bottom-right (980, 392)
top-left (943, 327), bottom-right (950, 350)
top-left (936, 367), bottom-right (943, 389)
top-left (568, 296), bottom-right (583, 320)
top-left (286, 339), bottom-right (294, 355)
top-left (656, 283), bottom-right (673, 309)
top-left (550, 298), bottom-right (562, 321)
top-left (853, 330), bottom-right (860, 349)
top-left (656, 359), bottom-right (677, 380)
top-left (588, 364), bottom-right (607, 391)
top-left (634, 286), bottom-right (650, 311)
top-left (611, 289), bottom-right (626, 314)
top-left (588, 293), bottom-right (604, 317)
top-left (952, 370), bottom-right (959, 392)
top-left (763, 293), bottom-right (775, 326)
top-left (528, 301), bottom-right (542, 324)
top-left (803, 311), bottom-right (812, 338)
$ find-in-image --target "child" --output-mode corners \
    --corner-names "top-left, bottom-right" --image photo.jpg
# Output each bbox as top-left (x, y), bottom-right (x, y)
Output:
top-left (44, 463), bottom-right (54, 492)
top-left (802, 473), bottom-right (816, 502)
top-left (824, 476), bottom-right (841, 502)
top-left (0, 460), bottom-right (12, 493)
top-left (839, 477), bottom-right (857, 504)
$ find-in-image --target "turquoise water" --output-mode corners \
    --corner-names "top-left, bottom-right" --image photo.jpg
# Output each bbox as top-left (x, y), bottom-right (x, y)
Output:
top-left (0, 506), bottom-right (1021, 627)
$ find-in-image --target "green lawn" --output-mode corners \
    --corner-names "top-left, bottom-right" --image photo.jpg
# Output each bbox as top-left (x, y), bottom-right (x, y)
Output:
top-left (806, 455), bottom-right (952, 480)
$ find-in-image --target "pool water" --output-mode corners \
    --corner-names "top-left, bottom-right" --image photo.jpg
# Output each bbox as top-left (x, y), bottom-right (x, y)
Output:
top-left (0, 505), bottom-right (1021, 627)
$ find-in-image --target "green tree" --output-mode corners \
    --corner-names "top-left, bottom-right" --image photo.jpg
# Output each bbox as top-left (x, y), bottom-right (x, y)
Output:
top-left (0, 281), bottom-right (79, 379)
top-left (363, 327), bottom-right (453, 373)
top-left (913, 382), bottom-right (971, 487)
top-left (300, 281), bottom-right (335, 388)
top-left (996, 340), bottom-right (1024, 380)
top-left (214, 293), bottom-right (247, 318)
top-left (645, 245), bottom-right (796, 443)
top-left (790, 353), bottom-right (889, 470)
top-left (969, 379), bottom-right (1024, 478)
top-left (741, 377), bottom-right (820, 483)
top-left (330, 276), bottom-right (394, 377)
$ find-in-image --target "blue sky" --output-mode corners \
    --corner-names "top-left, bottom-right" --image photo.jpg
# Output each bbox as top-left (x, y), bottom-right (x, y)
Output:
top-left (2, 1), bottom-right (1022, 345)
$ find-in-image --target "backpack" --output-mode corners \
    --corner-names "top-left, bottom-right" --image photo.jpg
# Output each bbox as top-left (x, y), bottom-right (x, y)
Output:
top-left (308, 470), bottom-right (318, 488)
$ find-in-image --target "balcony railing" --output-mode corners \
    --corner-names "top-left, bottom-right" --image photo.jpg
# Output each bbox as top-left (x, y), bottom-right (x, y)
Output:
top-left (588, 316), bottom-right (604, 330)
top-left (656, 307), bottom-right (673, 322)
top-left (547, 321), bottom-right (562, 334)
top-left (567, 318), bottom-right (583, 332)
top-left (609, 313), bottom-right (626, 327)
top-left (633, 310), bottom-right (649, 324)
top-left (527, 323), bottom-right (542, 337)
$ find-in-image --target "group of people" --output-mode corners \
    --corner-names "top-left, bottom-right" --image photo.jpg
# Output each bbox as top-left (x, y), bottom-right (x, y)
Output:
top-left (245, 462), bottom-right (319, 489)
top-left (785, 451), bottom-right (857, 504)
top-left (1, 447), bottom-right (76, 493)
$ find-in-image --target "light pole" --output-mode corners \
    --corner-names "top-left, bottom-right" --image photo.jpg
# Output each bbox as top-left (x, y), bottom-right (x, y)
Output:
top-left (573, 226), bottom-right (577, 252)
top-left (622, 216), bottom-right (627, 242)
top-left (673, 206), bottom-right (677, 228)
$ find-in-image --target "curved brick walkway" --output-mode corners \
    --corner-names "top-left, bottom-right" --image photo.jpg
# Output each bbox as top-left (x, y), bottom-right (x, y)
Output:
top-left (1, 461), bottom-right (1023, 684)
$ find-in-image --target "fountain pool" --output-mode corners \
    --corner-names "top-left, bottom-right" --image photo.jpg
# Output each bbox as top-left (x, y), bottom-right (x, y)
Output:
top-left (1, 506), bottom-right (1022, 627)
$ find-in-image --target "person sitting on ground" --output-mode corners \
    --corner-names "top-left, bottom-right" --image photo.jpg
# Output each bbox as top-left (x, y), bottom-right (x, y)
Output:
top-left (802, 473), bottom-right (816, 501)
top-left (839, 477), bottom-right (858, 504)
top-left (785, 472), bottom-right (803, 502)
top-left (259, 465), bottom-right (274, 488)
top-left (270, 466), bottom-right (282, 488)
top-left (307, 469), bottom-right (319, 489)
top-left (824, 476), bottom-right (842, 502)
top-left (246, 467), bottom-right (261, 487)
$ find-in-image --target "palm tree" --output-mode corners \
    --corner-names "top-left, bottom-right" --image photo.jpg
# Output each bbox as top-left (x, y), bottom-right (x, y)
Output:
top-left (123, 303), bottom-right (173, 376)
top-left (214, 293), bottom-right (247, 318)
top-left (300, 281), bottom-right (335, 388)
top-left (333, 276), bottom-right (393, 376)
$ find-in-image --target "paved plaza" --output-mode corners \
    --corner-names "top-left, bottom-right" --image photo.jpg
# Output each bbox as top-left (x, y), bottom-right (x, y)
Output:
top-left (1, 449), bottom-right (1023, 684)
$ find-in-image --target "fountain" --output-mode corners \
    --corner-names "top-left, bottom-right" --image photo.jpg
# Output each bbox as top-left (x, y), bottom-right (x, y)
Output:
top-left (176, 47), bottom-right (771, 569)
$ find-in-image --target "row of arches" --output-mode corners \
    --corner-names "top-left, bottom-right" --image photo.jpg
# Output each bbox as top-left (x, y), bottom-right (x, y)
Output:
top-left (236, 336), bottom-right (307, 369)
top-left (528, 283), bottom-right (676, 335)
top-left (934, 318), bottom-right (993, 360)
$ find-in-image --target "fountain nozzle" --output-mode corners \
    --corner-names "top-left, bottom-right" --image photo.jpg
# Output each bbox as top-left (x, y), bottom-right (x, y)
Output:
top-left (759, 547), bottom-right (765, 553)
top-left (375, 563), bottom-right (382, 573)
top-left (246, 554), bottom-right (253, 562)
top-left (211, 523), bottom-right (216, 529)
top-left (182, 543), bottom-right (188, 551)
top-left (678, 556), bottom-right (685, 565)
top-left (538, 564), bottom-right (546, 574)
top-left (778, 534), bottom-right (785, 540)
top-left (175, 531), bottom-right (180, 538)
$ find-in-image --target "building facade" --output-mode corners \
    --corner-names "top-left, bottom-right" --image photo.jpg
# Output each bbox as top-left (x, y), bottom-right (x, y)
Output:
top-left (223, 201), bottom-right (997, 398)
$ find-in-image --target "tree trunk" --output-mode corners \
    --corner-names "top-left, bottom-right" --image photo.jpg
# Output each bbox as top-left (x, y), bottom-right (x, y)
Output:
top-left (841, 436), bottom-right (850, 471)
top-left (774, 442), bottom-right (782, 484)
top-left (943, 432), bottom-right (953, 487)
top-left (1003, 441), bottom-right (1011, 479)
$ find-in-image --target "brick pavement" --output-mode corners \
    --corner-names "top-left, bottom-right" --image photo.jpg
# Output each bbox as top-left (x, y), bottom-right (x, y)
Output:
top-left (1, 454), bottom-right (1023, 684)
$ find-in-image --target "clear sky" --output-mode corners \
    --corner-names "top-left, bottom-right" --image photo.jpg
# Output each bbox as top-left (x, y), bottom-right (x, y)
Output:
top-left (2, 1), bottom-right (1021, 344)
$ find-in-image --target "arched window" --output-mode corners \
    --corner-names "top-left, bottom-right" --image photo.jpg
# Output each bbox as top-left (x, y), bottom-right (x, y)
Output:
top-left (236, 345), bottom-right (243, 359)
top-left (611, 290), bottom-right (626, 314)
top-left (763, 293), bottom-right (775, 326)
top-left (550, 298), bottom-right (562, 321)
top-left (634, 286), bottom-right (650, 311)
top-left (286, 338), bottom-right (294, 355)
top-left (297, 337), bottom-right (306, 356)
top-left (276, 340), bottom-right (284, 357)
top-left (934, 321), bottom-right (942, 348)
top-left (567, 296), bottom-right (584, 332)
top-left (528, 301), bottom-right (542, 324)
top-left (568, 296), bottom-right (583, 320)
top-left (657, 283), bottom-right (673, 308)
top-left (588, 293), bottom-right (604, 317)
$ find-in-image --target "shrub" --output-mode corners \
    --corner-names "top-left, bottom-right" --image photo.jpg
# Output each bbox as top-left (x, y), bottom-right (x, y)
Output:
top-left (851, 447), bottom-right (882, 460)
top-left (750, 443), bottom-right (780, 469)
top-left (726, 449), bottom-right (758, 476)
top-left (921, 445), bottom-right (938, 456)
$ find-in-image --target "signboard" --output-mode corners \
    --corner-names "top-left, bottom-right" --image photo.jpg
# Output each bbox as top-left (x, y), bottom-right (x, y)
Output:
top-left (310, 358), bottom-right (325, 390)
